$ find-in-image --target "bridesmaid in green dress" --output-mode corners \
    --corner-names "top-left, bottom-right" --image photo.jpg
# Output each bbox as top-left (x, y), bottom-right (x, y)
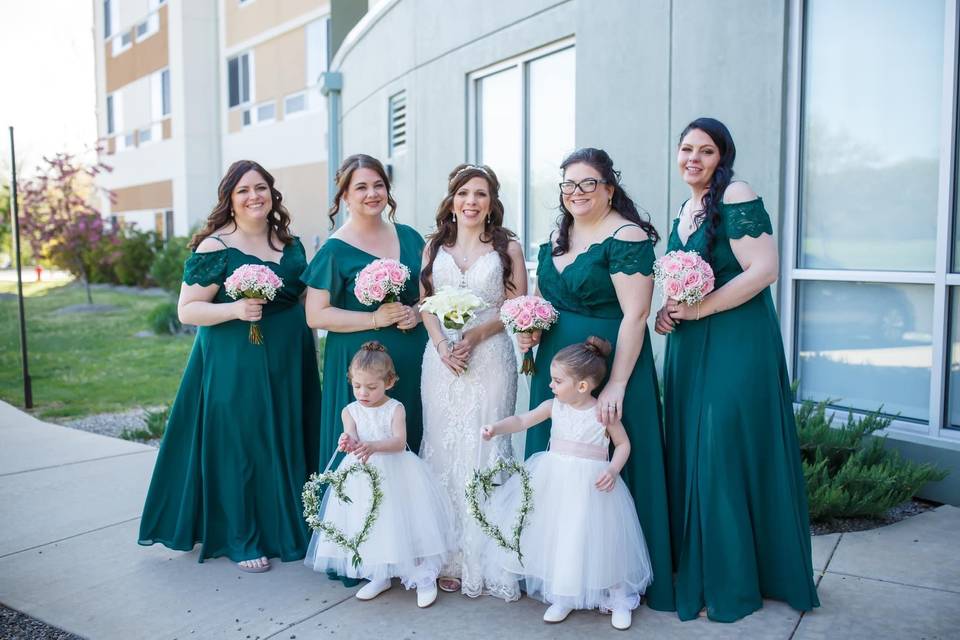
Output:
top-left (139, 160), bottom-right (321, 572)
top-left (303, 154), bottom-right (427, 472)
top-left (655, 118), bottom-right (819, 622)
top-left (518, 148), bottom-right (675, 612)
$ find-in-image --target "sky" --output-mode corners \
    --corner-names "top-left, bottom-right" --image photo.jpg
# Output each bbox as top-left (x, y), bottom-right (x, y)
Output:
top-left (0, 0), bottom-right (97, 178)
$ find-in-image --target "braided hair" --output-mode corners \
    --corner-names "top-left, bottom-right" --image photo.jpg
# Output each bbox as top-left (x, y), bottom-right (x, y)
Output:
top-left (678, 118), bottom-right (736, 262)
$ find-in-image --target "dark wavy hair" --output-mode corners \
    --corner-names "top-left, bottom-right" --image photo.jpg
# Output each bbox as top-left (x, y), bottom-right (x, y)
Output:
top-left (554, 148), bottom-right (659, 256)
top-left (189, 160), bottom-right (293, 250)
top-left (420, 164), bottom-right (517, 297)
top-left (327, 154), bottom-right (397, 229)
top-left (679, 117), bottom-right (736, 262)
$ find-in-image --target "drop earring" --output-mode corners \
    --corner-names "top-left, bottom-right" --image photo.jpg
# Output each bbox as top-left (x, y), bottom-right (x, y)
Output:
top-left (451, 212), bottom-right (457, 223)
top-left (486, 215), bottom-right (491, 225)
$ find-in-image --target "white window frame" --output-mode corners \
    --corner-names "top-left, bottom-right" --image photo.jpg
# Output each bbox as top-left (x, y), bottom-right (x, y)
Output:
top-left (227, 51), bottom-right (254, 109)
top-left (780, 0), bottom-right (960, 445)
top-left (149, 0), bottom-right (167, 9)
top-left (243, 100), bottom-right (276, 127)
top-left (467, 37), bottom-right (576, 267)
top-left (284, 91), bottom-right (308, 118)
top-left (135, 12), bottom-right (160, 43)
top-left (106, 93), bottom-right (115, 135)
top-left (151, 68), bottom-right (171, 120)
top-left (111, 30), bottom-right (133, 56)
top-left (116, 131), bottom-right (135, 152)
top-left (103, 0), bottom-right (117, 39)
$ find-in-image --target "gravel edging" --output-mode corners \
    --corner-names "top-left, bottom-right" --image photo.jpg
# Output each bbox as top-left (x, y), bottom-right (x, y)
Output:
top-left (0, 604), bottom-right (82, 640)
top-left (58, 407), bottom-right (165, 448)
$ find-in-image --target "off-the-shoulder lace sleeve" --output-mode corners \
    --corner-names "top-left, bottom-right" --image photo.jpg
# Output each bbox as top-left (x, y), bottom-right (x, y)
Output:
top-left (300, 241), bottom-right (342, 298)
top-left (722, 198), bottom-right (773, 240)
top-left (182, 250), bottom-right (228, 286)
top-left (608, 238), bottom-right (655, 276)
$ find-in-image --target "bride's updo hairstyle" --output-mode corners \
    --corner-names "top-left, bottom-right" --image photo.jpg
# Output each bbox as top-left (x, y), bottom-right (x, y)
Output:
top-left (348, 341), bottom-right (398, 385)
top-left (553, 336), bottom-right (612, 387)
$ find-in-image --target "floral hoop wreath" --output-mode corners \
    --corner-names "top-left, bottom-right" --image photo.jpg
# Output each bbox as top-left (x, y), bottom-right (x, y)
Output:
top-left (302, 463), bottom-right (384, 569)
top-left (465, 458), bottom-right (533, 566)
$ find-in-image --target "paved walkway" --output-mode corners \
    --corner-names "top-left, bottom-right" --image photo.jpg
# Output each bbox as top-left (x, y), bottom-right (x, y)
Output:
top-left (1, 400), bottom-right (957, 639)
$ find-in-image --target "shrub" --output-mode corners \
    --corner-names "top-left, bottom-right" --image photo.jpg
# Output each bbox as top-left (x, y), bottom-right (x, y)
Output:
top-left (86, 234), bottom-right (122, 284)
top-left (114, 228), bottom-right (161, 286)
top-left (147, 301), bottom-right (182, 335)
top-left (796, 399), bottom-right (948, 521)
top-left (150, 236), bottom-right (191, 294)
top-left (120, 404), bottom-right (170, 441)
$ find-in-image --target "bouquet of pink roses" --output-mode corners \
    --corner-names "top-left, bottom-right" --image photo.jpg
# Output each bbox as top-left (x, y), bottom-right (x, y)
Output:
top-left (224, 264), bottom-right (284, 344)
top-left (500, 295), bottom-right (559, 375)
top-left (354, 258), bottom-right (411, 306)
top-left (652, 250), bottom-right (715, 306)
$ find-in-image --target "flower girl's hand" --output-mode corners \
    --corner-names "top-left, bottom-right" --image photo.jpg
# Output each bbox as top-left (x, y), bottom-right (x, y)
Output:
top-left (480, 424), bottom-right (496, 441)
top-left (337, 433), bottom-right (356, 453)
top-left (353, 441), bottom-right (375, 463)
top-left (595, 469), bottom-right (617, 492)
top-left (516, 329), bottom-right (542, 354)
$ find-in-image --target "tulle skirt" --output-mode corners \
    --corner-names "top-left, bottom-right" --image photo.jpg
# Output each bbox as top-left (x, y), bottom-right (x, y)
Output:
top-left (484, 451), bottom-right (653, 611)
top-left (305, 451), bottom-right (454, 589)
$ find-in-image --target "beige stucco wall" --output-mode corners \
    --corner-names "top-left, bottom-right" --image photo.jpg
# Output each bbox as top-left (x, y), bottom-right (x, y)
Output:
top-left (253, 27), bottom-right (307, 105)
top-left (271, 161), bottom-right (328, 258)
top-left (106, 4), bottom-right (169, 94)
top-left (112, 179), bottom-right (174, 212)
top-left (224, 0), bottom-right (326, 48)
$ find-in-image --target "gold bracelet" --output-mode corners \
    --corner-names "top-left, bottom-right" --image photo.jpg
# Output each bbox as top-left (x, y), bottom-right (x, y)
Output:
top-left (371, 312), bottom-right (379, 330)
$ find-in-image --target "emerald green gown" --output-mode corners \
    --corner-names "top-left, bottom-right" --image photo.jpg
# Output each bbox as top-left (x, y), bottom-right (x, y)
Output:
top-left (300, 223), bottom-right (428, 470)
top-left (526, 230), bottom-right (676, 612)
top-left (139, 238), bottom-right (321, 563)
top-left (663, 198), bottom-right (819, 622)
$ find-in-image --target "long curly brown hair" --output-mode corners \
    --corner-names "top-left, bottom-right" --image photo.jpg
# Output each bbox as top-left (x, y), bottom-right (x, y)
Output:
top-left (553, 148), bottom-right (659, 256)
top-left (189, 160), bottom-right (293, 250)
top-left (327, 154), bottom-right (398, 229)
top-left (420, 164), bottom-right (517, 297)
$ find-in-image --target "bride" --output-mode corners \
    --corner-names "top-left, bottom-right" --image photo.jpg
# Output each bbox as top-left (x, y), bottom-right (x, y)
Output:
top-left (419, 164), bottom-right (527, 597)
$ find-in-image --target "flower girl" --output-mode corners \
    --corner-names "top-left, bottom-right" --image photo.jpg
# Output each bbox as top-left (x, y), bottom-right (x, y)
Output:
top-left (304, 342), bottom-right (454, 608)
top-left (479, 337), bottom-right (652, 630)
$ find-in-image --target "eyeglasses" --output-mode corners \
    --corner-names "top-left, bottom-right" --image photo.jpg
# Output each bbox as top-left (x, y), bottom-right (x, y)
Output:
top-left (559, 178), bottom-right (608, 195)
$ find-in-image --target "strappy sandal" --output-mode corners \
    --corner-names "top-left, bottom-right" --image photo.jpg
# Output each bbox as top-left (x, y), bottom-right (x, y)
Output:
top-left (437, 577), bottom-right (461, 593)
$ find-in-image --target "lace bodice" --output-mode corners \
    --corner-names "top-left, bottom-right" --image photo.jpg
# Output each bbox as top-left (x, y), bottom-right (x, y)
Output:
top-left (551, 401), bottom-right (609, 448)
top-left (431, 249), bottom-right (506, 328)
top-left (346, 398), bottom-right (400, 442)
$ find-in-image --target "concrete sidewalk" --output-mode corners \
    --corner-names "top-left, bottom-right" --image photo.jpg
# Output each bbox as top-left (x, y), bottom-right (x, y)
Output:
top-left (1, 400), bottom-right (957, 639)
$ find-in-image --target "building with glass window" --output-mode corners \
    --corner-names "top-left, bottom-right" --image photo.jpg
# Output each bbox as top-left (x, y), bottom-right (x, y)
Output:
top-left (92, 0), bottom-right (336, 251)
top-left (329, 0), bottom-right (960, 503)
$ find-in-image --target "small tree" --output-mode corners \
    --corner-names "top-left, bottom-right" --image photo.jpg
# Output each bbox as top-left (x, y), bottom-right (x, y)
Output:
top-left (19, 153), bottom-right (114, 304)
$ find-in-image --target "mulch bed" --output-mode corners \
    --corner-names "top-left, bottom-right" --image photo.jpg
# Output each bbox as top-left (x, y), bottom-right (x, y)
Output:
top-left (810, 498), bottom-right (939, 535)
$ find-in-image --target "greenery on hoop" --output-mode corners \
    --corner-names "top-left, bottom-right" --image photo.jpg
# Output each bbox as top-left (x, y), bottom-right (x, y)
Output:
top-left (465, 459), bottom-right (533, 566)
top-left (302, 463), bottom-right (384, 569)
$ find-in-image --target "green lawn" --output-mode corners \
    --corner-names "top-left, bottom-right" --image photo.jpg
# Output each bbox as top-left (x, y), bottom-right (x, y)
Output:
top-left (0, 281), bottom-right (194, 419)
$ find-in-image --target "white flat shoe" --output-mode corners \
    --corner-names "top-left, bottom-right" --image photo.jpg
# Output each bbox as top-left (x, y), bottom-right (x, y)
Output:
top-left (611, 608), bottom-right (632, 630)
top-left (356, 578), bottom-right (392, 601)
top-left (417, 583), bottom-right (438, 608)
top-left (543, 604), bottom-right (572, 623)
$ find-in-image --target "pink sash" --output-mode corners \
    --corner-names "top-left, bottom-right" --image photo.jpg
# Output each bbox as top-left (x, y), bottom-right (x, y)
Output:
top-left (549, 437), bottom-right (608, 461)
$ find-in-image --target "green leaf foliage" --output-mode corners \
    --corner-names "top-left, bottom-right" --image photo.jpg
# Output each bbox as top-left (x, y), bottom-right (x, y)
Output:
top-left (796, 398), bottom-right (948, 521)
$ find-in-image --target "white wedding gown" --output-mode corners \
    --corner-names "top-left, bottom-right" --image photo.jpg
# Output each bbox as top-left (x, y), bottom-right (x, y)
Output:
top-left (419, 248), bottom-right (520, 600)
